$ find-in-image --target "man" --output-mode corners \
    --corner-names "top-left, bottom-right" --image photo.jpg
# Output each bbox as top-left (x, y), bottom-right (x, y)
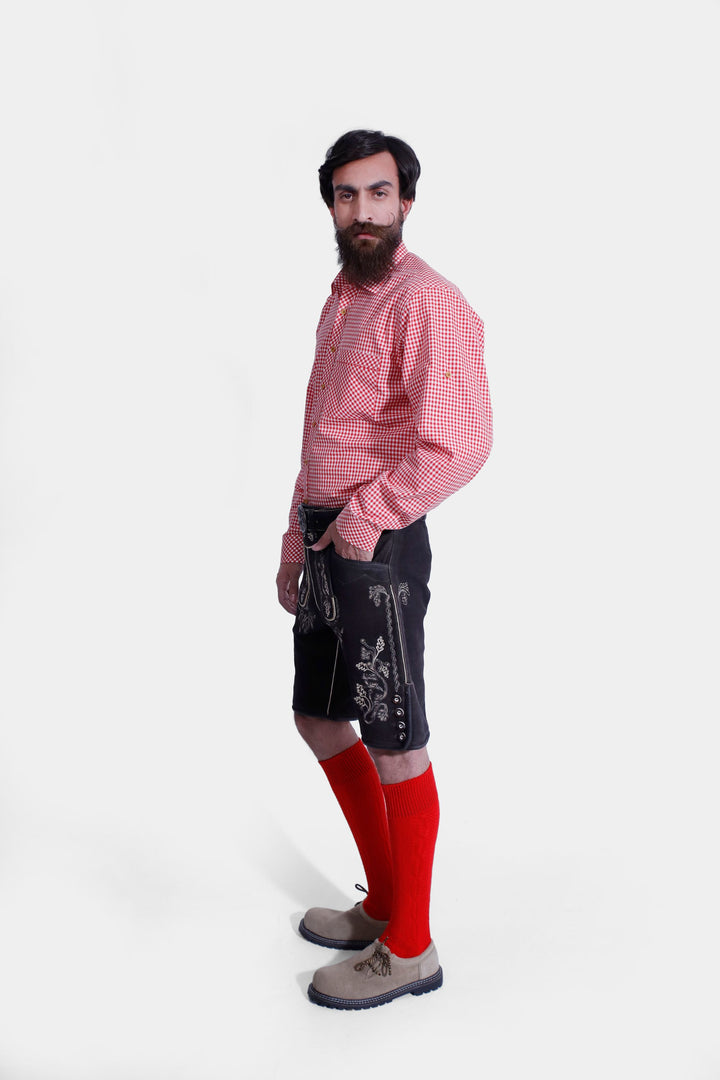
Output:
top-left (276, 130), bottom-right (492, 1009)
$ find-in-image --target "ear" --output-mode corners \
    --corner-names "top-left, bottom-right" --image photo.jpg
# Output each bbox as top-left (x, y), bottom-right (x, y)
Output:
top-left (401, 198), bottom-right (413, 220)
top-left (328, 204), bottom-right (336, 223)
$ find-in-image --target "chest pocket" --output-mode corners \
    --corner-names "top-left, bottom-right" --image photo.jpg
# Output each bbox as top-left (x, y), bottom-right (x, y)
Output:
top-left (323, 350), bottom-right (382, 421)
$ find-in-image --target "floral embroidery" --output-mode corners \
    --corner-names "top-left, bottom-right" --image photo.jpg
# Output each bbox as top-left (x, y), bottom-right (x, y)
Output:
top-left (367, 584), bottom-right (401, 697)
top-left (397, 581), bottom-right (410, 606)
top-left (354, 636), bottom-right (390, 724)
top-left (369, 584), bottom-right (386, 608)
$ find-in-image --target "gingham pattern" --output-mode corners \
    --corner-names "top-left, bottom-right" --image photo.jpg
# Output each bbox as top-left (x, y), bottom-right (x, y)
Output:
top-left (281, 244), bottom-right (492, 563)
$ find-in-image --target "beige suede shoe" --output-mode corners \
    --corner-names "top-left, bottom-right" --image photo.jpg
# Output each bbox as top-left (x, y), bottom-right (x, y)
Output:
top-left (308, 940), bottom-right (442, 1009)
top-left (299, 902), bottom-right (389, 950)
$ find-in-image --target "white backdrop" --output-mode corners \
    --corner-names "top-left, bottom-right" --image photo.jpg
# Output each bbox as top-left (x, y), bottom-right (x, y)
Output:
top-left (1, 1), bottom-right (718, 1077)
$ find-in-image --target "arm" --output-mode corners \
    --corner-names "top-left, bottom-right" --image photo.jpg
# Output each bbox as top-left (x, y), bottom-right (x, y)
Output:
top-left (279, 293), bottom-right (336, 566)
top-left (334, 285), bottom-right (493, 551)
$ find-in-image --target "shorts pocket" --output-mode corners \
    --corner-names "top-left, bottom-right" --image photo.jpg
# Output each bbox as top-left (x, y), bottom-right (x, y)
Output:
top-left (328, 552), bottom-right (414, 750)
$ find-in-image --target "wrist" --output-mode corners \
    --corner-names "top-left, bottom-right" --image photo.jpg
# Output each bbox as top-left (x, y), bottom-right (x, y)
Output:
top-left (335, 509), bottom-right (382, 553)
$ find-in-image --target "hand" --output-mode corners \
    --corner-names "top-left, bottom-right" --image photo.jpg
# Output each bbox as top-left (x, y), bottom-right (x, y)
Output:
top-left (311, 521), bottom-right (373, 562)
top-left (276, 561), bottom-right (302, 613)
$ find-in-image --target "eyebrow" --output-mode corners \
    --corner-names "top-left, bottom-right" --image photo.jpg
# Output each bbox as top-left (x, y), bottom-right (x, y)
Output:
top-left (333, 180), bottom-right (394, 194)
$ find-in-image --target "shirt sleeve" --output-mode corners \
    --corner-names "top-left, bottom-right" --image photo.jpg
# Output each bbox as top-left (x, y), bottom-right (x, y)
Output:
top-left (334, 284), bottom-right (493, 551)
top-left (279, 294), bottom-right (334, 565)
top-left (280, 472), bottom-right (305, 564)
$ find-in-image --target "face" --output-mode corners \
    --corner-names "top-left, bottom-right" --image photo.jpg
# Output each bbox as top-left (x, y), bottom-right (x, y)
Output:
top-left (330, 151), bottom-right (413, 285)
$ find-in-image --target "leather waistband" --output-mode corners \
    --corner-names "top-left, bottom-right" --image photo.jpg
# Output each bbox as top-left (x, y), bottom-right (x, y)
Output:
top-left (297, 504), bottom-right (342, 536)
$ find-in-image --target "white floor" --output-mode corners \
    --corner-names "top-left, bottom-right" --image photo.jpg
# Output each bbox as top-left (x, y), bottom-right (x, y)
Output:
top-left (1, 709), bottom-right (719, 1080)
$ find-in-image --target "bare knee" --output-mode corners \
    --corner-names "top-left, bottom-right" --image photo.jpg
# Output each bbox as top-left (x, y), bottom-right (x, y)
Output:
top-left (294, 713), bottom-right (359, 762)
top-left (367, 745), bottom-right (430, 784)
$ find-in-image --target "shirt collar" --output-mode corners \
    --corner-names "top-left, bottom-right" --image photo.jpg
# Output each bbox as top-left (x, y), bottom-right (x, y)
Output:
top-left (332, 242), bottom-right (409, 295)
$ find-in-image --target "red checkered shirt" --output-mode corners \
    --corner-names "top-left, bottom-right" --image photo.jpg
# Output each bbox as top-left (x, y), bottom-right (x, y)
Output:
top-left (281, 242), bottom-right (492, 564)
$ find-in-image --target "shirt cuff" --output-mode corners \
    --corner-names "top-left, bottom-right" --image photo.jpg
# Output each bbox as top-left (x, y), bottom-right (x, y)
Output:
top-left (281, 530), bottom-right (304, 565)
top-left (335, 509), bottom-right (382, 554)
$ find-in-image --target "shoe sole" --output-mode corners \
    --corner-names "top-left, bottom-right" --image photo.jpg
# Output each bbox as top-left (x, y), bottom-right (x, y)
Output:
top-left (307, 967), bottom-right (443, 1010)
top-left (298, 918), bottom-right (375, 951)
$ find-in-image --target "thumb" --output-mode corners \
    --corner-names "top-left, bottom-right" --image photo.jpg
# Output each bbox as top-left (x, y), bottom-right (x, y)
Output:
top-left (311, 526), bottom-right (332, 552)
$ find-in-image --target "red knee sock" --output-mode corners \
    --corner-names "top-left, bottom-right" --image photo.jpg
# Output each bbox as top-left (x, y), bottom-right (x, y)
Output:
top-left (319, 741), bottom-right (393, 920)
top-left (381, 763), bottom-right (440, 958)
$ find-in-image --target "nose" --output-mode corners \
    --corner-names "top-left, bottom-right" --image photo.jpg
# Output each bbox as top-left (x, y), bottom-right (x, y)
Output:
top-left (354, 191), bottom-right (373, 222)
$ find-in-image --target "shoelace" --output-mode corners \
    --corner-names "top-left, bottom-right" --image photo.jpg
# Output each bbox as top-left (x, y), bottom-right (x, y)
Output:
top-left (352, 882), bottom-right (368, 908)
top-left (354, 943), bottom-right (392, 978)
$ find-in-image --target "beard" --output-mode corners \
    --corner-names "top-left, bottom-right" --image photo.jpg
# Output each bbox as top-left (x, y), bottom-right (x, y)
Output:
top-left (335, 214), bottom-right (404, 286)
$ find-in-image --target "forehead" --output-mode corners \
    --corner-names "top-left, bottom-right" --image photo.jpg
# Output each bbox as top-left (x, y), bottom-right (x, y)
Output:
top-left (332, 151), bottom-right (400, 192)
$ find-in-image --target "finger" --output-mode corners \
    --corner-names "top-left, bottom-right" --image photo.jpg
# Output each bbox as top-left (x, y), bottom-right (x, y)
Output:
top-left (310, 526), bottom-right (332, 552)
top-left (277, 579), bottom-right (295, 612)
top-left (341, 544), bottom-right (372, 561)
top-left (286, 574), bottom-right (299, 608)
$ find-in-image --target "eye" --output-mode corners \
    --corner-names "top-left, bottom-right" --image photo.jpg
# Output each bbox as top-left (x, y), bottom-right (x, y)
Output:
top-left (374, 190), bottom-right (387, 198)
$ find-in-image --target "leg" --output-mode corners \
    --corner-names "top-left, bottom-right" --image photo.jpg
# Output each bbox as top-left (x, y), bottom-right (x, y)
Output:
top-left (368, 746), bottom-right (430, 784)
top-left (295, 712), bottom-right (394, 924)
top-left (294, 713), bottom-right (358, 761)
top-left (368, 746), bottom-right (440, 960)
top-left (291, 525), bottom-right (394, 930)
top-left (303, 518), bottom-right (443, 1006)
top-left (307, 750), bottom-right (441, 1007)
top-left (313, 518), bottom-right (437, 957)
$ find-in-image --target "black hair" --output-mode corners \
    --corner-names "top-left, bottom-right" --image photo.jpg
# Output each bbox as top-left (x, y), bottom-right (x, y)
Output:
top-left (318, 129), bottom-right (421, 208)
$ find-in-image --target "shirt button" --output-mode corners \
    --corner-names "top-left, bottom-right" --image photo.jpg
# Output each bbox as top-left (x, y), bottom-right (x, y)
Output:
top-left (330, 346), bottom-right (336, 353)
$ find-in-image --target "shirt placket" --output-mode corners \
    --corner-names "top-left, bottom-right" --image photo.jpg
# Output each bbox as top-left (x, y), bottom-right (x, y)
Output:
top-left (302, 290), bottom-right (352, 504)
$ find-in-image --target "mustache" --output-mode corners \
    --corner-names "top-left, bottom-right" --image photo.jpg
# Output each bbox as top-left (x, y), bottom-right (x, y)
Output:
top-left (342, 217), bottom-right (398, 239)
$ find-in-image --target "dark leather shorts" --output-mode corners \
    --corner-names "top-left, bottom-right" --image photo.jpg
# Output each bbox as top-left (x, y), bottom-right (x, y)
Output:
top-left (292, 505), bottom-right (432, 751)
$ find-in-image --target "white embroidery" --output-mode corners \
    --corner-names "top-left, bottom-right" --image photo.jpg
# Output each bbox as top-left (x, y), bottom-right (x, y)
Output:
top-left (354, 636), bottom-right (390, 724)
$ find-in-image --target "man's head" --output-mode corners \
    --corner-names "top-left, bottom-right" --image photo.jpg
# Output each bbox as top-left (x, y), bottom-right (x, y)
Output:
top-left (319, 130), bottom-right (421, 286)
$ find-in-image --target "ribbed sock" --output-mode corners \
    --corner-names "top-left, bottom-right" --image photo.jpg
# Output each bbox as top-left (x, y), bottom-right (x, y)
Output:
top-left (319, 741), bottom-right (394, 920)
top-left (381, 763), bottom-right (440, 958)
